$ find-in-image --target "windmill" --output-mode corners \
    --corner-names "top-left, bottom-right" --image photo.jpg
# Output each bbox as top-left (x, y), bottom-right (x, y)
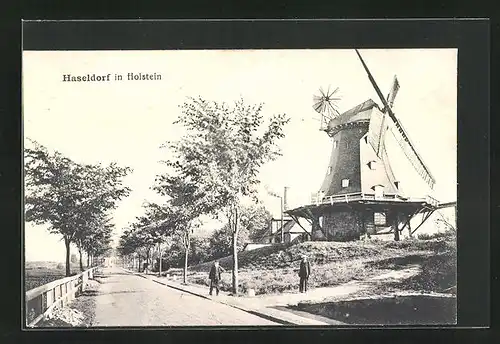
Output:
top-left (313, 86), bottom-right (341, 130)
top-left (285, 49), bottom-right (447, 242)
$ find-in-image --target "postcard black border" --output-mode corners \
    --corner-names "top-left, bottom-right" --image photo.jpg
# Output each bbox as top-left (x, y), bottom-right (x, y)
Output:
top-left (2, 18), bottom-right (492, 343)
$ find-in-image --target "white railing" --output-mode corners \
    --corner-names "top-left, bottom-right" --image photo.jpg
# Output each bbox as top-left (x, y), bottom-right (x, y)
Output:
top-left (25, 266), bottom-right (100, 327)
top-left (309, 192), bottom-right (439, 207)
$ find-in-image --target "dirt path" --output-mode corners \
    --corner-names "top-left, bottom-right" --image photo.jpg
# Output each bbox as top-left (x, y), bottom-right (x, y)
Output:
top-left (91, 267), bottom-right (278, 326)
top-left (224, 265), bottom-right (424, 309)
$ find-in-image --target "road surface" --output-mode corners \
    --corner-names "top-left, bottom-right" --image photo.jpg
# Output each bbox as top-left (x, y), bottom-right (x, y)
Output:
top-left (92, 267), bottom-right (278, 326)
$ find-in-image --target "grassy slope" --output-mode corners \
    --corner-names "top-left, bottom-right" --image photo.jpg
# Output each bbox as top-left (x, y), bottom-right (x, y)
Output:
top-left (185, 236), bottom-right (456, 296)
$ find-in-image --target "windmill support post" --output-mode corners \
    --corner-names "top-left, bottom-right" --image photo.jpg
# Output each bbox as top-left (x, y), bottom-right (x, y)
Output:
top-left (393, 216), bottom-right (400, 241)
top-left (411, 209), bottom-right (436, 236)
top-left (289, 214), bottom-right (312, 238)
top-left (395, 208), bottom-right (419, 238)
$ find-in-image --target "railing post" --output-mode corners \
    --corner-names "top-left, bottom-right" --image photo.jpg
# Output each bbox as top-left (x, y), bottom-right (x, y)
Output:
top-left (82, 272), bottom-right (87, 292)
top-left (46, 289), bottom-right (53, 309)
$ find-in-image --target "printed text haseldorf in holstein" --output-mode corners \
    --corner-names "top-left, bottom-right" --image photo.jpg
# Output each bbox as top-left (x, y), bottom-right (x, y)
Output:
top-left (62, 72), bottom-right (162, 82)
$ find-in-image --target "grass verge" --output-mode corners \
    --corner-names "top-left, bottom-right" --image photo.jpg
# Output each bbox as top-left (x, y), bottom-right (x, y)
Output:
top-left (184, 237), bottom-right (456, 296)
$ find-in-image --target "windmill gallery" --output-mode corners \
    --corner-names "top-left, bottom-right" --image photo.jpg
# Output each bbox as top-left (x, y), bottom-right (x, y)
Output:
top-left (283, 50), bottom-right (456, 243)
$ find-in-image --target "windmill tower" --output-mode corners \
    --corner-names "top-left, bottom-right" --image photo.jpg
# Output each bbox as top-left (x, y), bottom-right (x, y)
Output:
top-left (285, 50), bottom-right (445, 242)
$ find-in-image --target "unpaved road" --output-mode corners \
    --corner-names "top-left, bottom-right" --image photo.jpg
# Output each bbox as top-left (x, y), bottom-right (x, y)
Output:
top-left (92, 267), bottom-right (278, 326)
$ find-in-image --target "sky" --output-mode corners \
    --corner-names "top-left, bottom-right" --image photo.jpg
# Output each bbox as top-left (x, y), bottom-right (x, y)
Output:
top-left (22, 49), bottom-right (457, 262)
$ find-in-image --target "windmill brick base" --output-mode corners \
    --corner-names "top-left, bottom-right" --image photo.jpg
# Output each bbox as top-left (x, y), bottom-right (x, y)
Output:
top-left (286, 193), bottom-right (439, 242)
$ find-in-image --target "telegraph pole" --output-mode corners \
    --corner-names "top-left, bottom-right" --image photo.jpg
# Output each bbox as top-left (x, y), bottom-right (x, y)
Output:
top-left (280, 196), bottom-right (284, 243)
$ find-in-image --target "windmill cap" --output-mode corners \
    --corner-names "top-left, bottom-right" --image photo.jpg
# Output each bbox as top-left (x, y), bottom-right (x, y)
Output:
top-left (326, 99), bottom-right (378, 132)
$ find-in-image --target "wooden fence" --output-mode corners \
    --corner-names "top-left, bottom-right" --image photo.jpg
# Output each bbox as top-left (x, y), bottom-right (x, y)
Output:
top-left (25, 266), bottom-right (100, 327)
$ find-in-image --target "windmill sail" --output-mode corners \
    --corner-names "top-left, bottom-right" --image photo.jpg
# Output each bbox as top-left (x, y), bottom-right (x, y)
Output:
top-left (386, 75), bottom-right (400, 108)
top-left (355, 49), bottom-right (436, 189)
top-left (388, 118), bottom-right (436, 189)
top-left (367, 107), bottom-right (384, 153)
top-left (313, 86), bottom-right (341, 131)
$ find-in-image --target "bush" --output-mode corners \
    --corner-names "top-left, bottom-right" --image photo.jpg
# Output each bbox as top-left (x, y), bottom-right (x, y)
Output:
top-left (417, 229), bottom-right (456, 241)
top-left (56, 263), bottom-right (64, 270)
top-left (381, 237), bottom-right (455, 253)
top-left (389, 248), bottom-right (457, 293)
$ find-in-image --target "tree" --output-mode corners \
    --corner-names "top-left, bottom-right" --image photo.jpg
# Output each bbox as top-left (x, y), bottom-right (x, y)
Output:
top-left (435, 210), bottom-right (457, 233)
top-left (117, 201), bottom-right (185, 274)
top-left (132, 202), bottom-right (178, 274)
top-left (207, 203), bottom-right (272, 260)
top-left (117, 229), bottom-right (137, 266)
top-left (208, 226), bottom-right (233, 260)
top-left (153, 171), bottom-right (209, 284)
top-left (189, 236), bottom-right (211, 265)
top-left (24, 139), bottom-right (132, 276)
top-left (159, 97), bottom-right (289, 294)
top-left (239, 203), bottom-right (273, 243)
top-left (77, 215), bottom-right (114, 269)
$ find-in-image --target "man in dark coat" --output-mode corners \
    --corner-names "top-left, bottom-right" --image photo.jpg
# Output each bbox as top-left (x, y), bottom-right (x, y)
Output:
top-left (209, 261), bottom-right (225, 296)
top-left (298, 254), bottom-right (311, 293)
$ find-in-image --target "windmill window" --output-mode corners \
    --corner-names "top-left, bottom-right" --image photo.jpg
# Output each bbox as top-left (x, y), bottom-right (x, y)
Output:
top-left (374, 212), bottom-right (387, 226)
top-left (334, 141), bottom-right (338, 149)
top-left (373, 185), bottom-right (384, 199)
top-left (345, 141), bottom-right (349, 149)
top-left (368, 161), bottom-right (377, 170)
top-left (342, 179), bottom-right (349, 188)
top-left (327, 166), bottom-right (332, 175)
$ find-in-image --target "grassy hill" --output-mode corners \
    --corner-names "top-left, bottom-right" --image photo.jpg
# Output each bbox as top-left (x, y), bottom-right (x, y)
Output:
top-left (183, 233), bottom-right (456, 296)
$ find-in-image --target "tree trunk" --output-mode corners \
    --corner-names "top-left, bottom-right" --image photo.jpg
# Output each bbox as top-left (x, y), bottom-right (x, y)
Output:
top-left (78, 245), bottom-right (84, 272)
top-left (64, 236), bottom-right (71, 277)
top-left (87, 252), bottom-right (90, 268)
top-left (159, 243), bottom-right (163, 277)
top-left (146, 247), bottom-right (150, 272)
top-left (232, 207), bottom-right (239, 295)
top-left (183, 239), bottom-right (189, 285)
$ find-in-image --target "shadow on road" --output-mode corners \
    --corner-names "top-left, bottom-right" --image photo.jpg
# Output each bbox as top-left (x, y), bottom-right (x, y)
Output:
top-left (81, 289), bottom-right (143, 297)
top-left (290, 294), bottom-right (457, 325)
top-left (94, 275), bottom-right (109, 279)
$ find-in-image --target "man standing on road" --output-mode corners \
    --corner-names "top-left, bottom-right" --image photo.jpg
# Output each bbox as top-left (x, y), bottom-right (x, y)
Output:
top-left (209, 261), bottom-right (225, 296)
top-left (298, 254), bottom-right (311, 293)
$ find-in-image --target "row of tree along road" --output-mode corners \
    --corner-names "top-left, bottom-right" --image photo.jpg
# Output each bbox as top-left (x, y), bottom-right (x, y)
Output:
top-left (24, 139), bottom-right (132, 277)
top-left (25, 96), bottom-right (289, 295)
